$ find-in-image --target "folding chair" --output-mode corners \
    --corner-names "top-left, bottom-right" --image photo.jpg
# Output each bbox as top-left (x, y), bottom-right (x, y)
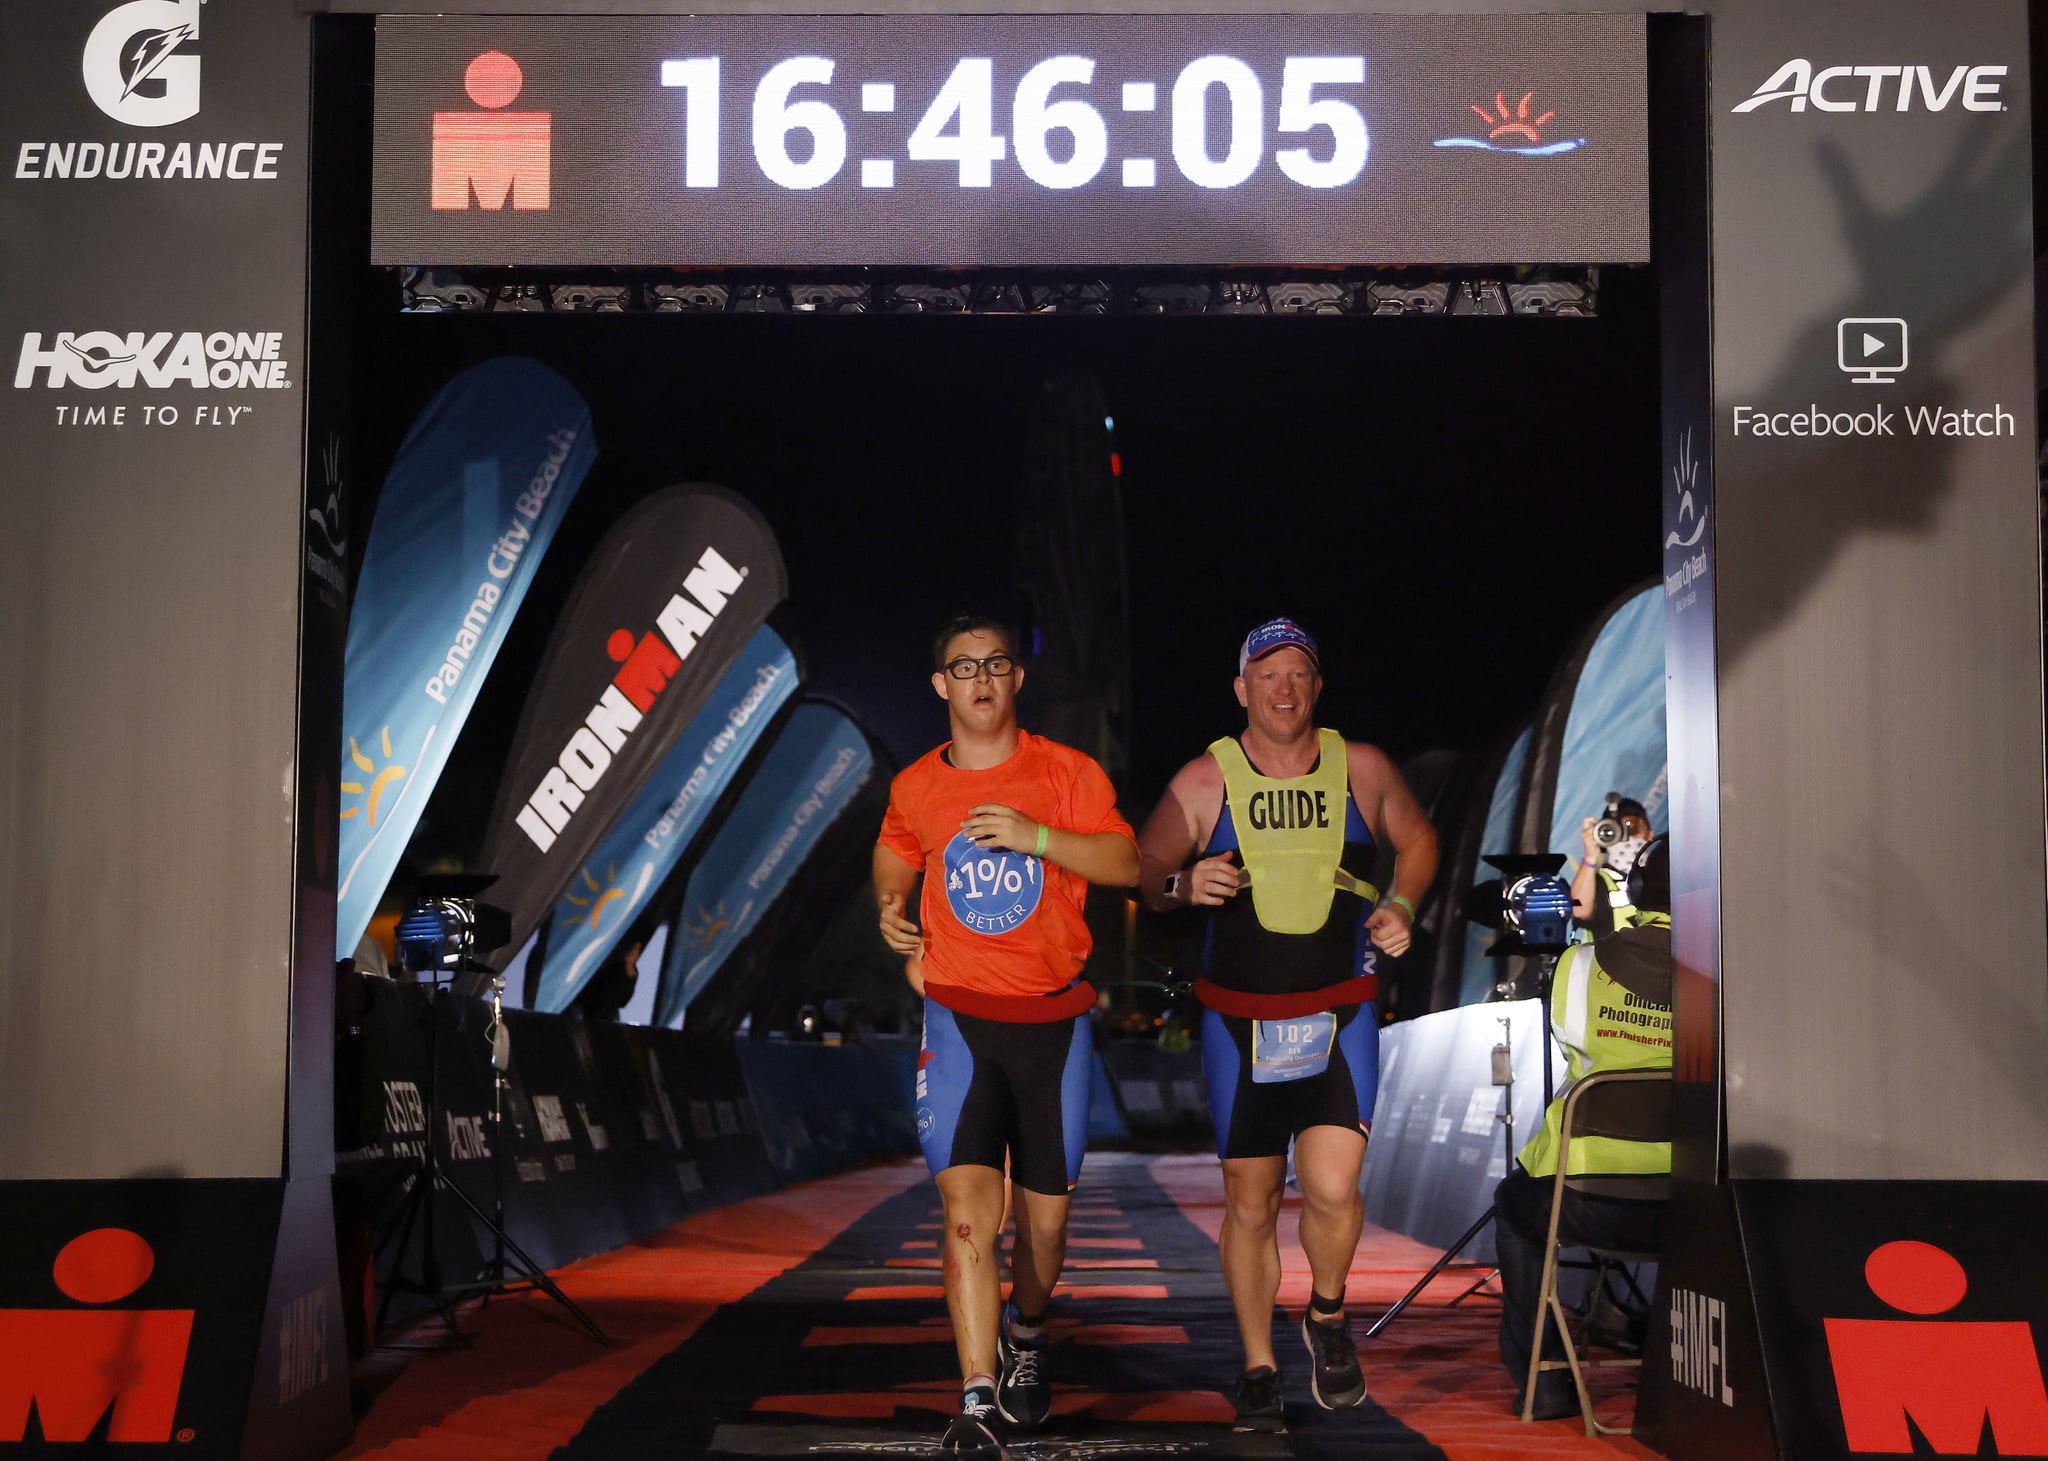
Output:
top-left (1520, 1067), bottom-right (1673, 1436)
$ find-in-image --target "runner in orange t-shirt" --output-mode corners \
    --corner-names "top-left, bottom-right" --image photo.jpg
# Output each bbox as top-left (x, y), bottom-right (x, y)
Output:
top-left (874, 614), bottom-right (1137, 1458)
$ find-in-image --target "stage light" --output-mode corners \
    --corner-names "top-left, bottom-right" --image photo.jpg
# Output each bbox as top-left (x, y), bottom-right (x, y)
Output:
top-left (396, 873), bottom-right (512, 980)
top-left (1466, 852), bottom-right (1575, 957)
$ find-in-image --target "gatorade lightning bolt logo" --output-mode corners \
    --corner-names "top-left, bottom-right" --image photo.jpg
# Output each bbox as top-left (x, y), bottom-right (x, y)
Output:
top-left (82, 0), bottom-right (203, 128)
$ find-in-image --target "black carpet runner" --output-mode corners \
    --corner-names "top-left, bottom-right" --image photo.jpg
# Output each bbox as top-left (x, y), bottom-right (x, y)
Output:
top-left (554, 1154), bottom-right (1443, 1460)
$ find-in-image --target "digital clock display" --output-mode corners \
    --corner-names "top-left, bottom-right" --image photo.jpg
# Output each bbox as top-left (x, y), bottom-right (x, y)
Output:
top-left (372, 15), bottom-right (1646, 267)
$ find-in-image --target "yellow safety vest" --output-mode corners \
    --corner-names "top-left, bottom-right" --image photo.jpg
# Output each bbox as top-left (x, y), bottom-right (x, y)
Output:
top-left (1209, 729), bottom-right (1375, 934)
top-left (1518, 927), bottom-right (1673, 1179)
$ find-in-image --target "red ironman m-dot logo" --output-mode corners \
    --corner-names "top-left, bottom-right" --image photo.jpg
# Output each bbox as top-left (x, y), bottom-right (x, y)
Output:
top-left (432, 50), bottom-right (551, 211)
top-left (0, 1229), bottom-right (195, 1443)
top-left (1826, 1240), bottom-right (2048, 1455)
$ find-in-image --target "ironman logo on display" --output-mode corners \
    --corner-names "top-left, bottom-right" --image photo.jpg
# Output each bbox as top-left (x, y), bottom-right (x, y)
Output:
top-left (0, 1229), bottom-right (194, 1443)
top-left (432, 50), bottom-right (551, 210)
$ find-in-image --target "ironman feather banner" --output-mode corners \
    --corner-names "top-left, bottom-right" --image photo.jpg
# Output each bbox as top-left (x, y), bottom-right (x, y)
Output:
top-left (656, 701), bottom-right (877, 1027)
top-left (370, 14), bottom-right (1648, 267)
top-left (336, 358), bottom-right (596, 959)
top-left (534, 624), bottom-right (801, 1014)
top-left (481, 484), bottom-right (790, 968)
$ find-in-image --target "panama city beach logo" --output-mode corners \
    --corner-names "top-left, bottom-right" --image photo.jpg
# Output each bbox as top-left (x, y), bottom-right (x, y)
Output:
top-left (512, 546), bottom-right (748, 854)
top-left (433, 50), bottom-right (551, 211)
top-left (561, 862), bottom-right (626, 935)
top-left (1663, 427), bottom-right (1707, 614)
top-left (0, 1229), bottom-right (194, 1443)
top-left (16, 0), bottom-right (286, 181)
top-left (1732, 61), bottom-right (2007, 114)
top-left (307, 432), bottom-right (350, 600)
top-left (1434, 89), bottom-right (1585, 156)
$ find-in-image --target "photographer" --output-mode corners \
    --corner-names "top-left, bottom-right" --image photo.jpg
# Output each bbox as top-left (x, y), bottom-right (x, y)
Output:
top-left (1569, 794), bottom-right (1653, 938)
top-left (1494, 836), bottom-right (1672, 1419)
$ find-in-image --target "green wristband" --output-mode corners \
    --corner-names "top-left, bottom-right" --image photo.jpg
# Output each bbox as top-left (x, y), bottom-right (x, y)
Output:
top-left (1387, 893), bottom-right (1417, 921)
top-left (1033, 823), bottom-right (1050, 857)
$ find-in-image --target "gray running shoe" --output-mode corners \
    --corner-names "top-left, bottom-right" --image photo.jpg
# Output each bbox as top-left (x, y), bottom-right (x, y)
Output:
top-left (1301, 1314), bottom-right (1368, 1409)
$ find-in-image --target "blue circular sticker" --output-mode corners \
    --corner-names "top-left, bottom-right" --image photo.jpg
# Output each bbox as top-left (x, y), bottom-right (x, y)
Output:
top-left (941, 831), bottom-right (1045, 934)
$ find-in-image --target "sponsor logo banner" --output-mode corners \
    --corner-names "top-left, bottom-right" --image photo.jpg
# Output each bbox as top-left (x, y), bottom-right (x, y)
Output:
top-left (1730, 1180), bottom-right (2048, 1460)
top-left (1731, 60), bottom-right (2008, 115)
top-left (12, 0), bottom-right (288, 182)
top-left (535, 625), bottom-right (800, 1014)
top-left (480, 484), bottom-right (790, 968)
top-left (335, 357), bottom-right (596, 958)
top-left (656, 702), bottom-right (876, 1027)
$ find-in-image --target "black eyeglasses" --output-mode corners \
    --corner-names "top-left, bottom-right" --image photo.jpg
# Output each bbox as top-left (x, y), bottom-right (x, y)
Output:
top-left (943, 654), bottom-right (1018, 680)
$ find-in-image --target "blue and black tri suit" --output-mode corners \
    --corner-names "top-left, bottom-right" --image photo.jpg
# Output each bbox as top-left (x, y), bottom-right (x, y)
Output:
top-left (917, 998), bottom-right (1094, 1196)
top-left (1194, 729), bottom-right (1383, 1160)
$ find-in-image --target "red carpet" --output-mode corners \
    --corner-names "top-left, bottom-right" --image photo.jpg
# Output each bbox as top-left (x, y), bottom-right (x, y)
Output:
top-left (341, 1154), bottom-right (1660, 1460)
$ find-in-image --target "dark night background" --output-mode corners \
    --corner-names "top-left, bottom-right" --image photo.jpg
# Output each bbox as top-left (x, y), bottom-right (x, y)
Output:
top-left (353, 267), bottom-right (1662, 884)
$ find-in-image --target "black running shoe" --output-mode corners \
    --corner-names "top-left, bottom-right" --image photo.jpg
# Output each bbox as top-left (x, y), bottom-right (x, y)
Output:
top-left (942, 1387), bottom-right (1006, 1459)
top-left (1232, 1365), bottom-right (1287, 1433)
top-left (1301, 1313), bottom-right (1368, 1409)
top-left (996, 1308), bottom-right (1052, 1431)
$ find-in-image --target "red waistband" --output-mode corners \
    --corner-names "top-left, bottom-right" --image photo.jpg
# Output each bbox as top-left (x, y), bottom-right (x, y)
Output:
top-left (926, 979), bottom-right (1098, 1024)
top-left (1193, 975), bottom-right (1379, 1020)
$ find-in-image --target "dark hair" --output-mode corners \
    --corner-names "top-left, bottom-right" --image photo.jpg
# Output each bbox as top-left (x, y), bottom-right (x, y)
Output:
top-left (1616, 797), bottom-right (1650, 824)
top-left (931, 614), bottom-right (1016, 671)
top-left (1627, 835), bottom-right (1672, 915)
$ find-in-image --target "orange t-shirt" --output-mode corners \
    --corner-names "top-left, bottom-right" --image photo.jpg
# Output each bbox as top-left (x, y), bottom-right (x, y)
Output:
top-left (878, 730), bottom-right (1133, 1004)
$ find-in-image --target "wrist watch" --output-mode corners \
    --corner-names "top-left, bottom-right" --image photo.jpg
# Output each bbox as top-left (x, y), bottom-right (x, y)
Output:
top-left (1163, 871), bottom-right (1186, 902)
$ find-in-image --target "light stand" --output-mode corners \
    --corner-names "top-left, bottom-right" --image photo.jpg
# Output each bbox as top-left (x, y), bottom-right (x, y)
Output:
top-left (436, 971), bottom-right (609, 1345)
top-left (1367, 856), bottom-right (1571, 1343)
top-left (1365, 1004), bottom-right (1521, 1340)
top-left (374, 887), bottom-right (610, 1347)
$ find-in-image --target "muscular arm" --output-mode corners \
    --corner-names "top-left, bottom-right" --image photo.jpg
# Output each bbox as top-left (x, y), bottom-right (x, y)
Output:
top-left (1349, 742), bottom-right (1439, 955)
top-left (1136, 756), bottom-right (1239, 910)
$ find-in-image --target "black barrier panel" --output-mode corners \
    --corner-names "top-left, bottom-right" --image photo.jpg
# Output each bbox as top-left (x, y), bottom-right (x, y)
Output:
top-left (735, 1036), bottom-right (919, 1186)
top-left (342, 983), bottom-right (780, 1310)
top-left (344, 983), bottom-right (940, 1312)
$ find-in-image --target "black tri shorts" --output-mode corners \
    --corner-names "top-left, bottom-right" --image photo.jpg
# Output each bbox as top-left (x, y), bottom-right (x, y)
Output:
top-left (1200, 1003), bottom-right (1380, 1160)
top-left (915, 998), bottom-right (1093, 1196)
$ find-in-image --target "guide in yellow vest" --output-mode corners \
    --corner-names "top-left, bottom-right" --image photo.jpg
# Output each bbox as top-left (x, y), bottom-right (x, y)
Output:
top-left (1138, 618), bottom-right (1438, 1430)
top-left (1493, 835), bottom-right (1674, 1419)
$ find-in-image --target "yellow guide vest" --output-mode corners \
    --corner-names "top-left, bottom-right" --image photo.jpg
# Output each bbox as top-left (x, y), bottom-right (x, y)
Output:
top-left (1208, 729), bottom-right (1375, 934)
top-left (1517, 933), bottom-right (1674, 1179)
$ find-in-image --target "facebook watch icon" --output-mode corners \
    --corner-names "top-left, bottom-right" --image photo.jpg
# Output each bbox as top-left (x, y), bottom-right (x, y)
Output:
top-left (1838, 317), bottom-right (1908, 385)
